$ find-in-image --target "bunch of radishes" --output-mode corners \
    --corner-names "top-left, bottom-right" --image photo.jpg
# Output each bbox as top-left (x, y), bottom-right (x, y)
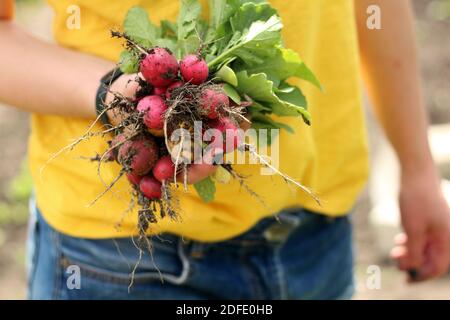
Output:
top-left (107, 47), bottom-right (242, 203)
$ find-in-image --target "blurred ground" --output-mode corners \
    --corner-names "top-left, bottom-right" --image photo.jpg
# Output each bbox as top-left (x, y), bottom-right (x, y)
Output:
top-left (0, 0), bottom-right (449, 300)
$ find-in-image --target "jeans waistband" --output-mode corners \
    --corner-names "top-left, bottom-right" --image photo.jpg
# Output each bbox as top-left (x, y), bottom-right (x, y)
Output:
top-left (204, 207), bottom-right (343, 247)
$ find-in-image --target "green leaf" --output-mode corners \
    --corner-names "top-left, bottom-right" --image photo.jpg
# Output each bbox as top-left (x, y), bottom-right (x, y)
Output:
top-left (154, 38), bottom-right (178, 54)
top-left (207, 15), bottom-right (282, 69)
top-left (215, 65), bottom-right (238, 86)
top-left (236, 48), bottom-right (321, 89)
top-left (119, 50), bottom-right (139, 74)
top-left (236, 71), bottom-right (310, 123)
top-left (207, 0), bottom-right (273, 51)
top-left (206, 0), bottom-right (241, 50)
top-left (276, 85), bottom-right (306, 111)
top-left (275, 86), bottom-right (310, 124)
top-left (236, 71), bottom-right (277, 105)
top-left (230, 2), bottom-right (277, 34)
top-left (209, 0), bottom-right (239, 29)
top-left (177, 0), bottom-right (201, 40)
top-left (176, 35), bottom-right (201, 59)
top-left (223, 83), bottom-right (241, 104)
top-left (295, 62), bottom-right (322, 90)
top-left (251, 112), bottom-right (295, 133)
top-left (249, 101), bottom-right (272, 113)
top-left (124, 6), bottom-right (160, 48)
top-left (160, 20), bottom-right (177, 38)
top-left (193, 177), bottom-right (216, 202)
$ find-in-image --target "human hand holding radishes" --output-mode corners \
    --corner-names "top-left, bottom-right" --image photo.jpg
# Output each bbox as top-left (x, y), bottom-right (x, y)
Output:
top-left (391, 167), bottom-right (450, 282)
top-left (103, 52), bottom-right (220, 186)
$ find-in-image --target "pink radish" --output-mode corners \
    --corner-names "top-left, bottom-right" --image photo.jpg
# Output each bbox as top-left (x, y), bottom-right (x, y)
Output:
top-left (152, 155), bottom-right (175, 182)
top-left (137, 95), bottom-right (168, 130)
top-left (180, 55), bottom-right (208, 85)
top-left (208, 117), bottom-right (242, 153)
top-left (200, 88), bottom-right (229, 119)
top-left (153, 86), bottom-right (167, 96)
top-left (118, 137), bottom-right (159, 175)
top-left (139, 176), bottom-right (162, 199)
top-left (126, 172), bottom-right (143, 186)
top-left (140, 47), bottom-right (179, 87)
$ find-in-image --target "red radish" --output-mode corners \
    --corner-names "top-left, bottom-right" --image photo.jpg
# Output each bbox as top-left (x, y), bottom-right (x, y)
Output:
top-left (200, 88), bottom-right (229, 119)
top-left (153, 86), bottom-right (167, 96)
top-left (165, 80), bottom-right (184, 100)
top-left (152, 155), bottom-right (175, 182)
top-left (140, 47), bottom-right (179, 87)
top-left (137, 95), bottom-right (168, 130)
top-left (208, 117), bottom-right (242, 153)
top-left (118, 137), bottom-right (159, 175)
top-left (126, 172), bottom-right (143, 186)
top-left (139, 176), bottom-right (162, 199)
top-left (180, 55), bottom-right (208, 85)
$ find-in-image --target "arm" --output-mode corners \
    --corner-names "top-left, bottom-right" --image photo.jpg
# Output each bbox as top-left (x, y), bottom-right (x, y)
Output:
top-left (0, 3), bottom-right (114, 118)
top-left (355, 0), bottom-right (450, 281)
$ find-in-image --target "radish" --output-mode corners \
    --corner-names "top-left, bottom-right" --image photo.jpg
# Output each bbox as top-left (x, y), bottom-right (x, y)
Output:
top-left (152, 155), bottom-right (175, 182)
top-left (165, 80), bottom-right (184, 100)
top-left (118, 137), bottom-right (159, 175)
top-left (208, 117), bottom-right (242, 153)
top-left (139, 176), bottom-right (162, 199)
top-left (153, 86), bottom-right (167, 96)
top-left (126, 172), bottom-right (143, 186)
top-left (200, 88), bottom-right (229, 119)
top-left (140, 47), bottom-right (179, 87)
top-left (137, 95), bottom-right (168, 130)
top-left (180, 55), bottom-right (208, 85)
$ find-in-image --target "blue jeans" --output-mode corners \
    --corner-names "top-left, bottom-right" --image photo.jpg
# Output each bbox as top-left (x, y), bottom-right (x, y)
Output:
top-left (27, 205), bottom-right (354, 300)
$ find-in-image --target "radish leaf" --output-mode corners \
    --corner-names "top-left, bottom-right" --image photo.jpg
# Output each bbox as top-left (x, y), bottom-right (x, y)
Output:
top-left (124, 6), bottom-right (159, 48)
top-left (119, 51), bottom-right (139, 74)
top-left (177, 0), bottom-right (202, 40)
top-left (194, 177), bottom-right (216, 202)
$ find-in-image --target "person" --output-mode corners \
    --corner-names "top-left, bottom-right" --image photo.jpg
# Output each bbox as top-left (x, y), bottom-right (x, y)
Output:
top-left (1, 0), bottom-right (449, 300)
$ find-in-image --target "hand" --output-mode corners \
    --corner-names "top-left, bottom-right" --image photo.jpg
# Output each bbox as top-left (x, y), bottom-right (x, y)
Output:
top-left (104, 73), bottom-right (141, 126)
top-left (391, 167), bottom-right (450, 282)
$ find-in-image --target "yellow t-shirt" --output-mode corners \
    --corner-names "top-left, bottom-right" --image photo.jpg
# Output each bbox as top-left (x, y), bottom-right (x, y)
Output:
top-left (30, 0), bottom-right (368, 241)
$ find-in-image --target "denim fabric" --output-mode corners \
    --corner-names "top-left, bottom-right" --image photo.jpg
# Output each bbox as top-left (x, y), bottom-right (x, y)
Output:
top-left (27, 204), bottom-right (354, 300)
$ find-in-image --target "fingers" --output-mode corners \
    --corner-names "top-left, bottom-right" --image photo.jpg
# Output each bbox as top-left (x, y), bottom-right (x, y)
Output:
top-left (394, 233), bottom-right (407, 245)
top-left (391, 232), bottom-right (450, 283)
top-left (390, 244), bottom-right (409, 271)
top-left (391, 232), bottom-right (425, 281)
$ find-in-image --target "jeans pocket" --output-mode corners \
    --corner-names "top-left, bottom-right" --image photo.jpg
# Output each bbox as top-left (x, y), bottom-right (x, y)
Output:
top-left (58, 235), bottom-right (191, 292)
